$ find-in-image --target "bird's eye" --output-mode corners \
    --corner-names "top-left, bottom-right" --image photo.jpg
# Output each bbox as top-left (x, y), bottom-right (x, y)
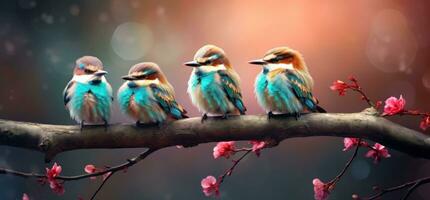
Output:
top-left (269, 58), bottom-right (280, 63)
top-left (84, 69), bottom-right (94, 74)
top-left (135, 74), bottom-right (146, 79)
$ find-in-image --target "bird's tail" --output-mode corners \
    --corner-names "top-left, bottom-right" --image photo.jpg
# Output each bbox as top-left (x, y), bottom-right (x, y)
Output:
top-left (315, 105), bottom-right (327, 113)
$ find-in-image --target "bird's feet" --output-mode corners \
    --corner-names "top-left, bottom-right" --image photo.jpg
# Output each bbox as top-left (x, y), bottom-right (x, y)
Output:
top-left (268, 111), bottom-right (274, 119)
top-left (136, 121), bottom-right (144, 127)
top-left (103, 120), bottom-right (109, 131)
top-left (292, 112), bottom-right (301, 120)
top-left (201, 113), bottom-right (208, 123)
top-left (267, 112), bottom-right (302, 120)
top-left (80, 120), bottom-right (85, 131)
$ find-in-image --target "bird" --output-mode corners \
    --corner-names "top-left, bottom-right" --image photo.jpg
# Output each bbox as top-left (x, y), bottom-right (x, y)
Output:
top-left (249, 47), bottom-right (325, 118)
top-left (185, 44), bottom-right (246, 121)
top-left (63, 56), bottom-right (113, 129)
top-left (117, 62), bottom-right (188, 126)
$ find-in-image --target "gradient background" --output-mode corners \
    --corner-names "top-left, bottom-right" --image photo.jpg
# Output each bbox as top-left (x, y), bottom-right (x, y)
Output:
top-left (0, 0), bottom-right (430, 199)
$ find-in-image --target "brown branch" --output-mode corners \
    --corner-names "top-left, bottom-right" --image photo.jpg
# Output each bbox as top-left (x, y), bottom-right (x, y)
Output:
top-left (0, 108), bottom-right (430, 162)
top-left (0, 148), bottom-right (157, 181)
top-left (363, 176), bottom-right (430, 200)
top-left (329, 139), bottom-right (361, 186)
top-left (90, 171), bottom-right (114, 200)
top-left (218, 150), bottom-right (252, 185)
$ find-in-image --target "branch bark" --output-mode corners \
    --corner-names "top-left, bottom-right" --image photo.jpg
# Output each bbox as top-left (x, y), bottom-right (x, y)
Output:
top-left (1, 108), bottom-right (429, 162)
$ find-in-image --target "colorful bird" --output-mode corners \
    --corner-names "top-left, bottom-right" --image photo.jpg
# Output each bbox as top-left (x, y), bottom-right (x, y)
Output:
top-left (63, 56), bottom-right (113, 129)
top-left (117, 62), bottom-right (187, 126)
top-left (249, 47), bottom-right (325, 118)
top-left (185, 44), bottom-right (246, 121)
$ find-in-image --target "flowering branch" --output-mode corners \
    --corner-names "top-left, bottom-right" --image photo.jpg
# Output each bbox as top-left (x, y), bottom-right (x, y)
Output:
top-left (330, 76), bottom-right (381, 108)
top-left (329, 76), bottom-right (430, 200)
top-left (1, 148), bottom-right (158, 198)
top-left (357, 176), bottom-right (430, 200)
top-left (201, 141), bottom-right (265, 197)
top-left (90, 170), bottom-right (114, 200)
top-left (218, 149), bottom-right (251, 185)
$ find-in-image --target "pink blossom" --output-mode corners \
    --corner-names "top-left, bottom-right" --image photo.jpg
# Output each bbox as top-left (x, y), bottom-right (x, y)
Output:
top-left (213, 141), bottom-right (236, 159)
top-left (84, 164), bottom-right (96, 174)
top-left (420, 116), bottom-right (430, 131)
top-left (330, 80), bottom-right (349, 96)
top-left (343, 138), bottom-right (367, 151)
top-left (45, 163), bottom-right (65, 195)
top-left (46, 163), bottom-right (62, 180)
top-left (383, 95), bottom-right (405, 116)
top-left (250, 140), bottom-right (266, 156)
top-left (366, 143), bottom-right (391, 163)
top-left (84, 164), bottom-right (97, 180)
top-left (201, 176), bottom-right (219, 197)
top-left (22, 193), bottom-right (29, 200)
top-left (49, 180), bottom-right (65, 195)
top-left (312, 178), bottom-right (330, 200)
top-left (375, 101), bottom-right (383, 109)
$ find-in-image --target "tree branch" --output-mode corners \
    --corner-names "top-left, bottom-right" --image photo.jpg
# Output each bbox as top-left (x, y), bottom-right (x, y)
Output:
top-left (0, 108), bottom-right (429, 162)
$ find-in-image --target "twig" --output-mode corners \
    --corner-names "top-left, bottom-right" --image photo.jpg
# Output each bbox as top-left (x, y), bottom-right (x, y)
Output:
top-left (218, 150), bottom-right (252, 185)
top-left (329, 139), bottom-right (361, 186)
top-left (0, 148), bottom-right (158, 189)
top-left (363, 176), bottom-right (430, 200)
top-left (90, 171), bottom-right (115, 200)
top-left (351, 88), bottom-right (374, 107)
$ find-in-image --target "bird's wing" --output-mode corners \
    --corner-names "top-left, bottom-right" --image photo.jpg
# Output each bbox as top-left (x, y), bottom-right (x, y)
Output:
top-left (150, 84), bottom-right (188, 119)
top-left (284, 70), bottom-right (318, 111)
top-left (63, 80), bottom-right (75, 106)
top-left (105, 81), bottom-right (114, 102)
top-left (218, 70), bottom-right (246, 114)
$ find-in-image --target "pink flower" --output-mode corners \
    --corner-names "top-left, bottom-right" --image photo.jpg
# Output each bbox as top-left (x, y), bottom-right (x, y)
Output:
top-left (45, 163), bottom-right (65, 195)
top-left (46, 163), bottom-right (62, 180)
top-left (22, 193), bottom-right (30, 200)
top-left (420, 116), bottom-right (430, 131)
top-left (330, 80), bottom-right (349, 96)
top-left (213, 141), bottom-right (236, 159)
top-left (366, 143), bottom-right (391, 163)
top-left (312, 178), bottom-right (330, 200)
top-left (84, 164), bottom-right (96, 174)
top-left (375, 101), bottom-right (383, 109)
top-left (49, 180), bottom-right (65, 195)
top-left (343, 138), bottom-right (368, 151)
top-left (383, 95), bottom-right (405, 116)
top-left (201, 176), bottom-right (219, 197)
top-left (84, 164), bottom-right (97, 180)
top-left (250, 140), bottom-right (266, 156)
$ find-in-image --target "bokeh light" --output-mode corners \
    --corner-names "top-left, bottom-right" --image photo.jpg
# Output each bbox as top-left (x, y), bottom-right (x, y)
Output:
top-left (111, 22), bottom-right (154, 60)
top-left (350, 159), bottom-right (371, 180)
top-left (366, 9), bottom-right (418, 74)
top-left (423, 71), bottom-right (430, 91)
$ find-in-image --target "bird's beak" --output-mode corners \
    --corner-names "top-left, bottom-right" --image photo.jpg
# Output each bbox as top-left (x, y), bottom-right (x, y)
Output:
top-left (248, 59), bottom-right (267, 65)
top-left (184, 61), bottom-right (201, 67)
top-left (94, 70), bottom-right (108, 76)
top-left (121, 75), bottom-right (137, 80)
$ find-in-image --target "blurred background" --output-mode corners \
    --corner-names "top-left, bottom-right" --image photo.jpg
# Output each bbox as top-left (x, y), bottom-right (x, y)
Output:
top-left (0, 0), bottom-right (429, 199)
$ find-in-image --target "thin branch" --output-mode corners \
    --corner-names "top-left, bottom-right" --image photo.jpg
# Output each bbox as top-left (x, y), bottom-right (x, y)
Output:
top-left (218, 150), bottom-right (252, 185)
top-left (0, 109), bottom-right (430, 161)
top-left (329, 139), bottom-right (361, 186)
top-left (363, 176), bottom-right (430, 200)
top-left (0, 148), bottom-right (157, 181)
top-left (90, 171), bottom-right (114, 200)
top-left (351, 88), bottom-right (374, 107)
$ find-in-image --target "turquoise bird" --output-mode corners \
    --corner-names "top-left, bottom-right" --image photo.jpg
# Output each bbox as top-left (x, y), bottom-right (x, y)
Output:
top-left (63, 56), bottom-right (113, 129)
top-left (249, 47), bottom-right (325, 118)
top-left (117, 62), bottom-right (188, 126)
top-left (185, 44), bottom-right (246, 121)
